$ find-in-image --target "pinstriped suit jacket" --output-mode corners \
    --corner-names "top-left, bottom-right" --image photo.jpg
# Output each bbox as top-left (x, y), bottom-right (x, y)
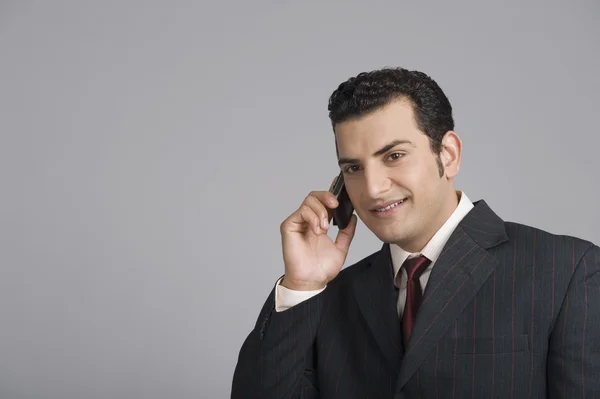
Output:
top-left (231, 200), bottom-right (600, 398)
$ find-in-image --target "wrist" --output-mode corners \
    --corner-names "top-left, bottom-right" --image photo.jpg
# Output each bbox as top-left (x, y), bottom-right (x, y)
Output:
top-left (280, 277), bottom-right (326, 291)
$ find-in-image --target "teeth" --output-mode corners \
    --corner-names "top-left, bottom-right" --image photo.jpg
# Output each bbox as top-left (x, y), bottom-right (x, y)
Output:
top-left (376, 200), bottom-right (404, 212)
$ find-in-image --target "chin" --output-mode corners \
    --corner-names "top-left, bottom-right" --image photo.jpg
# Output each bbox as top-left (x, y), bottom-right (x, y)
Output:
top-left (368, 224), bottom-right (410, 245)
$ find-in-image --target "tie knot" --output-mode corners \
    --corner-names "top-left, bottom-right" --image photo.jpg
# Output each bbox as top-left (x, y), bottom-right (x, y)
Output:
top-left (403, 255), bottom-right (430, 280)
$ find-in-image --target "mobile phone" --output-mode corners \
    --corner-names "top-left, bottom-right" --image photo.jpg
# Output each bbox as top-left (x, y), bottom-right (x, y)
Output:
top-left (329, 172), bottom-right (354, 229)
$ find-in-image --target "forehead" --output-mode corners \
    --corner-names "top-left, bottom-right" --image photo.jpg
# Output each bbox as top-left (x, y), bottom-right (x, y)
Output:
top-left (334, 100), bottom-right (424, 154)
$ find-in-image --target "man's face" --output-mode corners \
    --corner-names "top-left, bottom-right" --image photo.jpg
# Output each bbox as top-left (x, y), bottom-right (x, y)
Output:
top-left (334, 99), bottom-right (460, 252)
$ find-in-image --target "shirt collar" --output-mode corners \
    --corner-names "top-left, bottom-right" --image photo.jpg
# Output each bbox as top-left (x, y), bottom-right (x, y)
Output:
top-left (389, 191), bottom-right (474, 278)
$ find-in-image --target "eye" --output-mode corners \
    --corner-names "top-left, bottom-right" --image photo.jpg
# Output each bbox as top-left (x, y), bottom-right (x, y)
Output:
top-left (344, 165), bottom-right (361, 173)
top-left (388, 152), bottom-right (403, 161)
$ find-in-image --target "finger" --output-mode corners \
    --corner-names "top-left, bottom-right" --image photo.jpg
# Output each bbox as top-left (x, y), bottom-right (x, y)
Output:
top-left (304, 195), bottom-right (332, 230)
top-left (308, 190), bottom-right (339, 211)
top-left (297, 204), bottom-right (324, 235)
top-left (281, 203), bottom-right (321, 235)
top-left (334, 214), bottom-right (358, 253)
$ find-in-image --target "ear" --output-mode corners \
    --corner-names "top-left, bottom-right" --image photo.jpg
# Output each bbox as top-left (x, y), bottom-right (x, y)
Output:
top-left (439, 131), bottom-right (462, 179)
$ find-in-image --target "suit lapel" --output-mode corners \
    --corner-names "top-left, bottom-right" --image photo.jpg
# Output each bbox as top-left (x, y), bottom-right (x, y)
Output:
top-left (396, 200), bottom-right (509, 390)
top-left (352, 243), bottom-right (404, 371)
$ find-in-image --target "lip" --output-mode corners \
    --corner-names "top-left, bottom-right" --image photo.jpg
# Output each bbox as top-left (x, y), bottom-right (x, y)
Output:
top-left (369, 199), bottom-right (407, 218)
top-left (370, 199), bottom-right (406, 211)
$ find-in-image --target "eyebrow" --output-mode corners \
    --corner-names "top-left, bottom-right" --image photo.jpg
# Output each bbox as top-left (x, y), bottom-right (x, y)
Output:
top-left (337, 139), bottom-right (414, 166)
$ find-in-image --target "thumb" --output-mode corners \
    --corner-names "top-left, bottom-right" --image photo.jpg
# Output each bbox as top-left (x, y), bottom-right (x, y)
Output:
top-left (334, 214), bottom-right (358, 254)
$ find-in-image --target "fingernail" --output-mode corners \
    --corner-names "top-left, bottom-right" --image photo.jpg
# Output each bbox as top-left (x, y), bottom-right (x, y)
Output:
top-left (323, 218), bottom-right (329, 229)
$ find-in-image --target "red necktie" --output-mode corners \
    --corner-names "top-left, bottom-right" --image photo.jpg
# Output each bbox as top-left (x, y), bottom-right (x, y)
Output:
top-left (400, 255), bottom-right (431, 346)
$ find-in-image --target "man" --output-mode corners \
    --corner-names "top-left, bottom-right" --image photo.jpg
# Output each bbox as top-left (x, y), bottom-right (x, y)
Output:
top-left (231, 67), bottom-right (600, 398)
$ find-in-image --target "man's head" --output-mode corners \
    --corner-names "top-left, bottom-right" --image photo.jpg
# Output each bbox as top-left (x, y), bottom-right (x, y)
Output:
top-left (328, 67), bottom-right (463, 252)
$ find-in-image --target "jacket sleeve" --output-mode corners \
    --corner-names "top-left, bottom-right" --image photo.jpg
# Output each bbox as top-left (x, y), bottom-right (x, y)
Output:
top-left (231, 279), bottom-right (326, 399)
top-left (547, 244), bottom-right (600, 397)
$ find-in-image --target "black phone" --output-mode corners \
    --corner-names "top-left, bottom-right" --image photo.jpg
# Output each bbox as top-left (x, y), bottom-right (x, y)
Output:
top-left (330, 172), bottom-right (354, 229)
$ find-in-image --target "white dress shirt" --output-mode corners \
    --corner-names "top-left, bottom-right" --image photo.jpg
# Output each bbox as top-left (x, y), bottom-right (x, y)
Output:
top-left (275, 191), bottom-right (474, 314)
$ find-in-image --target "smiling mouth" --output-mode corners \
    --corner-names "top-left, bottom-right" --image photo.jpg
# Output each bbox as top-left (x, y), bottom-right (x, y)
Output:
top-left (374, 199), bottom-right (406, 212)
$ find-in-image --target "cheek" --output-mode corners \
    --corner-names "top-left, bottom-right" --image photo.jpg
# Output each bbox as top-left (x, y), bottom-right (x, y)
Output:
top-left (350, 187), bottom-right (367, 208)
top-left (396, 163), bottom-right (440, 200)
top-left (348, 185), bottom-right (374, 214)
top-left (343, 184), bottom-right (360, 206)
top-left (389, 164), bottom-right (423, 191)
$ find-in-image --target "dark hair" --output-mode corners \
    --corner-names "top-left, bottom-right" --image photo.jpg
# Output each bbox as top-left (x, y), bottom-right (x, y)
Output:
top-left (327, 67), bottom-right (454, 175)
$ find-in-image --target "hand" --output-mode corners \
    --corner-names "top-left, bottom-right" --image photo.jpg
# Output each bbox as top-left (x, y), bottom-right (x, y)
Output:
top-left (279, 177), bottom-right (358, 291)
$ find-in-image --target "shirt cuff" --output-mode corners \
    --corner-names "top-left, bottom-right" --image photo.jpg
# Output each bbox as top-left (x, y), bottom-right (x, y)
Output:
top-left (274, 277), bottom-right (327, 312)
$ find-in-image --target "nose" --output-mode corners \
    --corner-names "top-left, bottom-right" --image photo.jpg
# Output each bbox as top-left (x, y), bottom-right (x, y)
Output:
top-left (363, 166), bottom-right (391, 200)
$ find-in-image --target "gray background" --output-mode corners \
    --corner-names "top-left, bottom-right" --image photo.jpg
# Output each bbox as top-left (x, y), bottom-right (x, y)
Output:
top-left (1, 0), bottom-right (598, 398)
